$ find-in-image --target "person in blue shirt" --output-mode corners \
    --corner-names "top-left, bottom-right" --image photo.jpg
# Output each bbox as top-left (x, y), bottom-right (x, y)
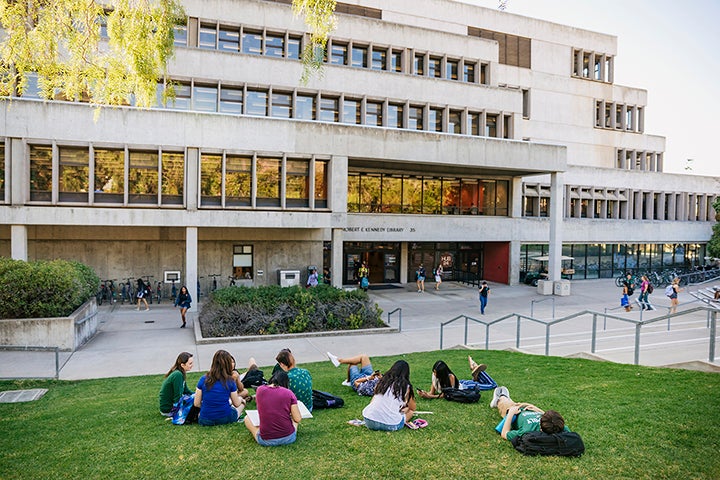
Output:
top-left (194, 349), bottom-right (247, 426)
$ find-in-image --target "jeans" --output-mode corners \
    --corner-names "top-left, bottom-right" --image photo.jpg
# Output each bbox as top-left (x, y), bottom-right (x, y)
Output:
top-left (364, 417), bottom-right (405, 431)
top-left (479, 295), bottom-right (488, 314)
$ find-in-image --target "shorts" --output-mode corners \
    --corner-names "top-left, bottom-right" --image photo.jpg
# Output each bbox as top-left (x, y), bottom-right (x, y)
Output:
top-left (349, 364), bottom-right (374, 388)
top-left (417, 276), bottom-right (425, 281)
top-left (256, 430), bottom-right (297, 447)
top-left (364, 417), bottom-right (405, 431)
top-left (435, 275), bottom-right (441, 282)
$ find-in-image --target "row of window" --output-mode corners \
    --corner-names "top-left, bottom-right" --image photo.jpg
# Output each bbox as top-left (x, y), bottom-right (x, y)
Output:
top-left (347, 172), bottom-right (510, 216)
top-left (572, 49), bottom-right (613, 83)
top-left (24, 145), bottom-right (328, 209)
top-left (616, 149), bottom-right (663, 172)
top-left (175, 17), bottom-right (488, 84)
top-left (595, 100), bottom-right (644, 132)
top-left (153, 81), bottom-right (513, 137)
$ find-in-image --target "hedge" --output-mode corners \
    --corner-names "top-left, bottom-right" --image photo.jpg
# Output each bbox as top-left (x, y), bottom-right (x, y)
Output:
top-left (199, 284), bottom-right (385, 337)
top-left (0, 258), bottom-right (99, 319)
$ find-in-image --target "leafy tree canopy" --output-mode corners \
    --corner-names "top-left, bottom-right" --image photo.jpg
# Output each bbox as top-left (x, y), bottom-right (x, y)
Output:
top-left (0, 0), bottom-right (185, 107)
top-left (708, 197), bottom-right (720, 259)
top-left (292, 0), bottom-right (336, 83)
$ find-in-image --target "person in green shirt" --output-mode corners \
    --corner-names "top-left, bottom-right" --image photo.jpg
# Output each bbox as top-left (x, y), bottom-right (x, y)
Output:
top-left (490, 386), bottom-right (569, 442)
top-left (159, 352), bottom-right (194, 416)
top-left (275, 349), bottom-right (313, 412)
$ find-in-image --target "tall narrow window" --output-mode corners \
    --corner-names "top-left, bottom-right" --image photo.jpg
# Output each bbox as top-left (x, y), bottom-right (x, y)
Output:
top-left (287, 35), bottom-right (302, 60)
top-left (486, 114), bottom-right (498, 137)
top-left (242, 30), bottom-right (262, 55)
top-left (408, 106), bottom-right (423, 130)
top-left (351, 45), bottom-right (368, 68)
top-left (480, 64), bottom-right (487, 84)
top-left (0, 143), bottom-right (4, 202)
top-left (422, 177), bottom-right (441, 214)
top-left (199, 24), bottom-right (217, 50)
top-left (414, 54), bottom-right (424, 75)
top-left (173, 25), bottom-right (187, 47)
top-left (319, 97), bottom-right (339, 122)
top-left (467, 112), bottom-right (480, 136)
top-left (265, 33), bottom-right (284, 57)
top-left (29, 145), bottom-right (52, 202)
top-left (246, 89), bottom-right (268, 116)
top-left (522, 89), bottom-right (530, 119)
top-left (460, 179), bottom-right (479, 214)
top-left (59, 147), bottom-right (89, 202)
top-left (286, 159), bottom-right (309, 207)
top-left (342, 98), bottom-right (361, 124)
top-left (463, 62), bottom-right (476, 83)
top-left (94, 148), bottom-right (124, 203)
top-left (128, 150), bottom-right (158, 204)
top-left (233, 245), bottom-right (254, 280)
top-left (271, 92), bottom-right (292, 118)
top-left (161, 151), bottom-right (184, 205)
top-left (448, 110), bottom-right (462, 134)
top-left (314, 159), bottom-right (328, 208)
top-left (503, 115), bottom-right (512, 139)
top-left (225, 155), bottom-right (251, 206)
top-left (382, 175), bottom-right (402, 213)
top-left (200, 154), bottom-right (222, 206)
top-left (193, 84), bottom-right (217, 112)
top-left (256, 157), bottom-right (281, 207)
top-left (296, 94), bottom-right (316, 120)
top-left (219, 86), bottom-right (243, 114)
top-left (371, 47), bottom-right (387, 70)
top-left (360, 175), bottom-right (381, 213)
top-left (428, 108), bottom-right (443, 132)
top-left (428, 56), bottom-right (442, 78)
top-left (365, 101), bottom-right (383, 126)
top-left (330, 42), bottom-right (348, 65)
top-left (481, 180), bottom-right (496, 215)
top-left (446, 59), bottom-right (459, 80)
top-left (387, 103), bottom-right (404, 128)
top-left (402, 176), bottom-right (422, 214)
top-left (347, 173), bottom-right (360, 212)
top-left (390, 50), bottom-right (403, 72)
top-left (218, 26), bottom-right (239, 52)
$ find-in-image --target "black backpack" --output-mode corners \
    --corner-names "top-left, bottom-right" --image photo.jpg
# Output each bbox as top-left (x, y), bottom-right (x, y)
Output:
top-left (441, 387), bottom-right (480, 403)
top-left (312, 390), bottom-right (345, 409)
top-left (511, 431), bottom-right (585, 457)
top-left (241, 369), bottom-right (266, 389)
top-left (647, 283), bottom-right (654, 294)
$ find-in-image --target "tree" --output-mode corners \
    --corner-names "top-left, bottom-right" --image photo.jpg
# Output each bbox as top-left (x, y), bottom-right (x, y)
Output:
top-left (292, 0), bottom-right (336, 83)
top-left (708, 197), bottom-right (720, 259)
top-left (0, 0), bottom-right (185, 108)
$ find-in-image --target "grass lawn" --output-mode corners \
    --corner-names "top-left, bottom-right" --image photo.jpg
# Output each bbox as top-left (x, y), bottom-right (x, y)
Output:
top-left (1, 349), bottom-right (719, 479)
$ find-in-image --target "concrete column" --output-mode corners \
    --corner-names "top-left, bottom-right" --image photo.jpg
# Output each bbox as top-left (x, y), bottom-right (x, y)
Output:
top-left (509, 240), bottom-right (521, 286)
top-left (656, 153), bottom-right (664, 172)
top-left (400, 242), bottom-right (408, 284)
top-left (667, 193), bottom-right (677, 221)
top-left (329, 155), bottom-right (348, 213)
top-left (679, 193), bottom-right (688, 221)
top-left (10, 138), bottom-right (28, 205)
top-left (511, 177), bottom-right (523, 218)
top-left (634, 191), bottom-right (644, 220)
top-left (186, 147), bottom-right (199, 211)
top-left (620, 104), bottom-right (627, 130)
top-left (11, 225), bottom-right (28, 261)
top-left (548, 172), bottom-right (563, 282)
top-left (185, 227), bottom-right (198, 311)
top-left (331, 228), bottom-right (343, 288)
top-left (688, 194), bottom-right (697, 221)
top-left (698, 194), bottom-right (707, 222)
top-left (644, 192), bottom-right (654, 220)
top-left (657, 192), bottom-right (667, 221)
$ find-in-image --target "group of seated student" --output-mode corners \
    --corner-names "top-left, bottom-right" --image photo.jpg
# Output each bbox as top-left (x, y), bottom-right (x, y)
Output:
top-left (160, 349), bottom-right (574, 450)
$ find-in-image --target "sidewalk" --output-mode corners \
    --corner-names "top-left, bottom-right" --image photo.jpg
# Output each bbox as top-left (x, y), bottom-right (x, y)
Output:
top-left (2, 279), bottom-right (718, 380)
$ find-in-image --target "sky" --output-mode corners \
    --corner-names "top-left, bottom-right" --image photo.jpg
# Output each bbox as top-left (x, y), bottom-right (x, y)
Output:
top-left (462, 0), bottom-right (720, 178)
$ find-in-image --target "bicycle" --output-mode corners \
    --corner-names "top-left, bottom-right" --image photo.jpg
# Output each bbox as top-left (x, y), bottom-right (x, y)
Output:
top-left (97, 279), bottom-right (116, 306)
top-left (120, 278), bottom-right (135, 305)
top-left (141, 275), bottom-right (154, 304)
top-left (155, 280), bottom-right (163, 304)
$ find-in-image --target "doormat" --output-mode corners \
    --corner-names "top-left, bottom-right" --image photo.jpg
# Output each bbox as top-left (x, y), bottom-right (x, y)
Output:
top-left (368, 284), bottom-right (404, 291)
top-left (0, 388), bottom-right (48, 403)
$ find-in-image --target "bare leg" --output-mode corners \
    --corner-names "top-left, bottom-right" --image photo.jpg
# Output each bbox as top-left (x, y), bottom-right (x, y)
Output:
top-left (244, 415), bottom-right (260, 440)
top-left (338, 354), bottom-right (371, 367)
top-left (496, 396), bottom-right (516, 418)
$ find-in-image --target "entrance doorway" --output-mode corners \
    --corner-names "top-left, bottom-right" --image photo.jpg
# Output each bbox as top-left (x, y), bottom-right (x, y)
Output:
top-left (344, 242), bottom-right (400, 285)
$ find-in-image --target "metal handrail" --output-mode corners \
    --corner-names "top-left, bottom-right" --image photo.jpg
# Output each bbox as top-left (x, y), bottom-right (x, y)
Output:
top-left (439, 306), bottom-right (718, 365)
top-left (387, 307), bottom-right (402, 331)
top-left (0, 345), bottom-right (61, 380)
top-left (530, 297), bottom-right (555, 319)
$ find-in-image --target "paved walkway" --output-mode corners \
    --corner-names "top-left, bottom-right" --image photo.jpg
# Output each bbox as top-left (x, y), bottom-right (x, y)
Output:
top-left (2, 278), bottom-right (718, 380)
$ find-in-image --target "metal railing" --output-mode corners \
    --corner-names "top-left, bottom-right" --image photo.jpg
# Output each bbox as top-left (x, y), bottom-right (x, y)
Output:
top-left (0, 345), bottom-right (61, 380)
top-left (439, 306), bottom-right (718, 365)
top-left (530, 297), bottom-right (555, 319)
top-left (387, 307), bottom-right (403, 331)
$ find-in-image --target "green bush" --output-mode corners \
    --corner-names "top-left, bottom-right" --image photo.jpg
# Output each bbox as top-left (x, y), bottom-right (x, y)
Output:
top-left (199, 284), bottom-right (384, 337)
top-left (0, 258), bottom-right (100, 319)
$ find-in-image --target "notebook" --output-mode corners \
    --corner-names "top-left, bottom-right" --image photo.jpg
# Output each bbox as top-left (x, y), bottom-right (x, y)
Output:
top-left (245, 400), bottom-right (313, 427)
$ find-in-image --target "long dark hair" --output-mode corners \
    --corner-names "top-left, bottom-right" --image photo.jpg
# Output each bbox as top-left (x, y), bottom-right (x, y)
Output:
top-left (433, 360), bottom-right (458, 389)
top-left (204, 349), bottom-right (234, 390)
top-left (165, 352), bottom-right (192, 379)
top-left (269, 370), bottom-right (289, 389)
top-left (375, 360), bottom-right (413, 401)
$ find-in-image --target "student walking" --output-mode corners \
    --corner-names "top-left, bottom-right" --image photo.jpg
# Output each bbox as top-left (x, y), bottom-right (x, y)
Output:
top-left (478, 281), bottom-right (490, 314)
top-left (174, 285), bottom-right (192, 328)
top-left (136, 278), bottom-right (149, 311)
top-left (416, 264), bottom-right (426, 293)
top-left (434, 264), bottom-right (443, 290)
top-left (668, 278), bottom-right (682, 313)
top-left (638, 275), bottom-right (654, 311)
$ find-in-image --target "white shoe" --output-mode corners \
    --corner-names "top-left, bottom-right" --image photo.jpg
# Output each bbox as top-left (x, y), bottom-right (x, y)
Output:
top-left (490, 386), bottom-right (510, 408)
top-left (341, 380), bottom-right (352, 387)
top-left (327, 352), bottom-right (340, 367)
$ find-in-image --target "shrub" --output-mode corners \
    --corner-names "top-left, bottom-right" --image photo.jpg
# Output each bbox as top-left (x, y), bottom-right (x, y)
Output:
top-left (199, 284), bottom-right (385, 337)
top-left (0, 258), bottom-right (100, 319)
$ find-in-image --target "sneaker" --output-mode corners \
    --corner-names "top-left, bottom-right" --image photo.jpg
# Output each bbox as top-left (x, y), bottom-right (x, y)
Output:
top-left (490, 386), bottom-right (510, 408)
top-left (341, 380), bottom-right (352, 387)
top-left (327, 352), bottom-right (340, 367)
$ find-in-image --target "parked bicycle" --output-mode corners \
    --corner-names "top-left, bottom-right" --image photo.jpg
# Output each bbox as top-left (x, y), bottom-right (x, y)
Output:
top-left (96, 279), bottom-right (116, 306)
top-left (120, 278), bottom-right (135, 305)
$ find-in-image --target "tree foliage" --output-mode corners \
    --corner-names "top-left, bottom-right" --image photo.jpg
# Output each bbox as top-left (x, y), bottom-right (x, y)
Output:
top-left (708, 197), bottom-right (720, 259)
top-left (0, 0), bottom-right (185, 107)
top-left (292, 0), bottom-right (336, 83)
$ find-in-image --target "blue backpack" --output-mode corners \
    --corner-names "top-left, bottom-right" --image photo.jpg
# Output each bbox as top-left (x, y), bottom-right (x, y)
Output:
top-left (171, 394), bottom-right (196, 425)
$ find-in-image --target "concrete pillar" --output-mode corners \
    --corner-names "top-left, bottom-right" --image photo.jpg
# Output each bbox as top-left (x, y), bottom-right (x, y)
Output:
top-left (11, 225), bottom-right (28, 261)
top-left (511, 177), bottom-right (523, 218)
top-left (509, 241), bottom-right (521, 286)
top-left (667, 193), bottom-right (677, 221)
top-left (185, 227), bottom-right (198, 311)
top-left (400, 242), bottom-right (408, 284)
top-left (634, 191), bottom-right (644, 220)
top-left (548, 172), bottom-right (563, 282)
top-left (698, 194), bottom-right (707, 222)
top-left (657, 192), bottom-right (667, 221)
top-left (186, 147), bottom-right (199, 211)
top-left (10, 138), bottom-right (28, 205)
top-left (709, 195), bottom-right (718, 221)
top-left (331, 228), bottom-right (343, 288)
top-left (656, 153), bottom-right (664, 172)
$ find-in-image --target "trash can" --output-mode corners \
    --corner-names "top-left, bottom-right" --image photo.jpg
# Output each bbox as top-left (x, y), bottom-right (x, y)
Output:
top-left (554, 280), bottom-right (571, 296)
top-left (537, 279), bottom-right (553, 295)
top-left (278, 270), bottom-right (301, 287)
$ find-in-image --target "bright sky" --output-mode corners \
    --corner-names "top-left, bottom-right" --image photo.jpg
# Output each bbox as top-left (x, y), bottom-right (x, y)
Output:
top-left (462, 0), bottom-right (720, 178)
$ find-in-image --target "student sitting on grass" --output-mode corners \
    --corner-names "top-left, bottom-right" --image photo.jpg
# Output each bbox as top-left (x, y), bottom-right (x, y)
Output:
top-left (326, 352), bottom-right (382, 396)
top-left (361, 360), bottom-right (416, 431)
top-left (417, 357), bottom-right (488, 399)
top-left (230, 355), bottom-right (255, 402)
top-left (158, 352), bottom-right (194, 416)
top-left (194, 349), bottom-right (247, 426)
top-left (275, 348), bottom-right (314, 412)
top-left (244, 370), bottom-right (302, 447)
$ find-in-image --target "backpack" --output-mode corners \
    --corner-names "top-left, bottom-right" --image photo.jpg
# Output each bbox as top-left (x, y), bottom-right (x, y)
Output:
top-left (665, 285), bottom-right (674, 297)
top-left (171, 394), bottom-right (199, 425)
top-left (647, 283), bottom-right (654, 294)
top-left (241, 369), bottom-right (266, 389)
top-left (441, 387), bottom-right (480, 403)
top-left (312, 390), bottom-right (345, 409)
top-left (510, 431), bottom-right (585, 457)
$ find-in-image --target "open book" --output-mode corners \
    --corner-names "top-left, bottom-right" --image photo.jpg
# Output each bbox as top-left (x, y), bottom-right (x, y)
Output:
top-left (245, 400), bottom-right (313, 427)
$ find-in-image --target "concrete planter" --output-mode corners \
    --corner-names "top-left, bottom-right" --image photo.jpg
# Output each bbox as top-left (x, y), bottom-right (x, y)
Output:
top-left (0, 299), bottom-right (98, 351)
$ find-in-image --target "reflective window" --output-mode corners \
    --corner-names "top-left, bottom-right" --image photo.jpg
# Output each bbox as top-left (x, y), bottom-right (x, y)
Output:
top-left (246, 89), bottom-right (268, 116)
top-left (219, 86), bottom-right (243, 114)
top-left (408, 106), bottom-right (423, 130)
top-left (468, 112), bottom-right (480, 136)
top-left (218, 26), bottom-right (239, 52)
top-left (265, 33), bottom-right (284, 57)
top-left (200, 154), bottom-right (222, 206)
top-left (94, 148), bottom-right (124, 203)
top-left (360, 175), bottom-right (381, 213)
top-left (381, 175), bottom-right (402, 213)
top-left (59, 147), bottom-right (89, 203)
top-left (387, 103), bottom-right (403, 129)
top-left (347, 173), bottom-right (360, 212)
top-left (342, 98), bottom-right (361, 124)
top-left (167, 82), bottom-right (191, 110)
top-left (330, 42), bottom-right (348, 65)
top-left (128, 151), bottom-right (158, 204)
top-left (173, 25), bottom-right (187, 47)
top-left (403, 176), bottom-right (422, 214)
top-left (20, 72), bottom-right (41, 98)
top-left (242, 30), bottom-right (262, 55)
top-left (193, 85), bottom-right (217, 112)
top-left (351, 45), bottom-right (368, 68)
top-left (463, 62), bottom-right (476, 83)
top-left (296, 94), bottom-right (316, 120)
top-left (365, 101), bottom-right (382, 126)
top-left (371, 48), bottom-right (387, 70)
top-left (256, 157), bottom-right (281, 207)
top-left (287, 36), bottom-right (301, 60)
top-left (446, 60), bottom-right (459, 80)
top-left (449, 110), bottom-right (462, 134)
top-left (428, 108), bottom-right (443, 132)
top-left (161, 151), bottom-right (184, 205)
top-left (314, 159), bottom-right (328, 208)
top-left (225, 155), bottom-right (251, 206)
top-left (271, 92), bottom-right (292, 118)
top-left (460, 179), bottom-right (479, 214)
top-left (414, 54), bottom-right (424, 75)
top-left (286, 159), bottom-right (309, 208)
top-left (319, 97), bottom-right (339, 122)
top-left (390, 50), bottom-right (403, 72)
top-left (233, 244), bottom-right (254, 279)
top-left (29, 145), bottom-right (52, 202)
top-left (486, 114), bottom-right (498, 137)
top-left (199, 24), bottom-right (217, 49)
top-left (423, 178), bottom-right (442, 214)
top-left (428, 57), bottom-right (442, 78)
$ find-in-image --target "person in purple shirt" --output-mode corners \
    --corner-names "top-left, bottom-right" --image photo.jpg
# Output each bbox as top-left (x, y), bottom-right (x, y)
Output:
top-left (244, 370), bottom-right (302, 446)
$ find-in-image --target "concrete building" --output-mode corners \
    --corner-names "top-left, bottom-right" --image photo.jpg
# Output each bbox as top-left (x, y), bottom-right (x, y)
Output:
top-left (1, 0), bottom-right (717, 298)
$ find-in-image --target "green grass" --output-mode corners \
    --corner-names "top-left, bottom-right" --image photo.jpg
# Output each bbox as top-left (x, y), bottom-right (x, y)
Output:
top-left (1, 350), bottom-right (719, 479)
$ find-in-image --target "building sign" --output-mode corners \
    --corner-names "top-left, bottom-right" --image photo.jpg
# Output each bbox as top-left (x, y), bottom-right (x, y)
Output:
top-left (343, 226), bottom-right (416, 233)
